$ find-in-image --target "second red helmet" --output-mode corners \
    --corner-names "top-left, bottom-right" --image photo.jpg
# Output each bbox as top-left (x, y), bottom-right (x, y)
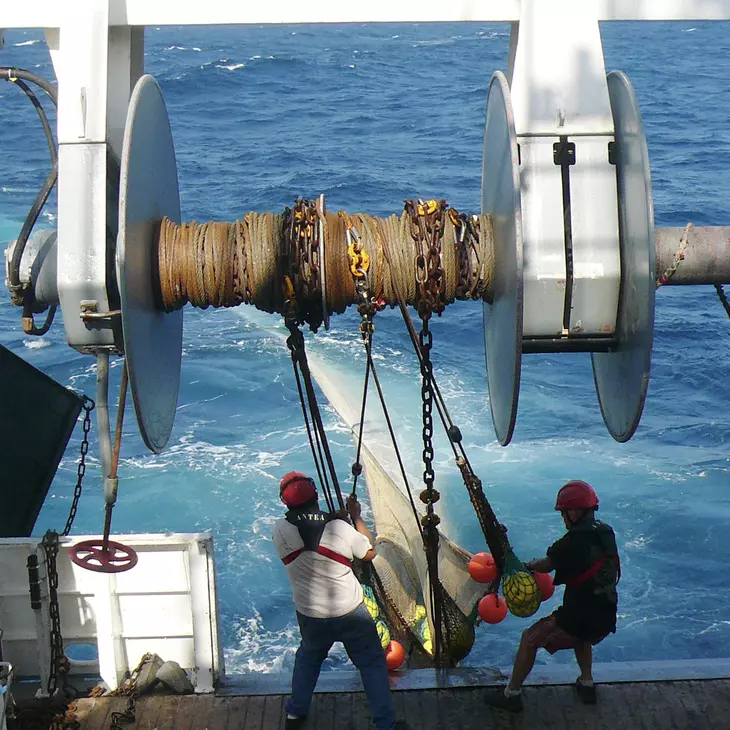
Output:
top-left (280, 471), bottom-right (317, 508)
top-left (554, 480), bottom-right (599, 511)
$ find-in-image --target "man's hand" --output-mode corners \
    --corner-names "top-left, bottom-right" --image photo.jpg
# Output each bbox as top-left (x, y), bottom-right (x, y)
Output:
top-left (526, 557), bottom-right (553, 573)
top-left (346, 494), bottom-right (362, 520)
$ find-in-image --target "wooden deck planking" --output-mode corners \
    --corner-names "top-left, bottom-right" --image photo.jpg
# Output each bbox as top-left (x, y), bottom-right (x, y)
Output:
top-left (225, 698), bottom-right (249, 730)
top-left (154, 695), bottom-right (182, 730)
top-left (75, 679), bottom-right (730, 729)
top-left (262, 694), bottom-right (284, 729)
top-left (350, 690), bottom-right (373, 730)
top-left (402, 688), bottom-right (439, 730)
top-left (244, 695), bottom-right (267, 729)
top-left (75, 696), bottom-right (111, 730)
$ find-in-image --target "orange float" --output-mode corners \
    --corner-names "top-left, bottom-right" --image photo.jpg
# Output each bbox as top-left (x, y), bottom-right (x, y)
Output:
top-left (532, 571), bottom-right (555, 601)
top-left (468, 552), bottom-right (498, 583)
top-left (477, 593), bottom-right (508, 624)
top-left (385, 640), bottom-right (405, 670)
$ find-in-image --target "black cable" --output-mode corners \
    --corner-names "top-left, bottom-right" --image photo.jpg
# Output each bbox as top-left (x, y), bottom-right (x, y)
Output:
top-left (2, 67), bottom-right (120, 330)
top-left (380, 231), bottom-right (475, 473)
top-left (365, 348), bottom-right (424, 536)
top-left (11, 78), bottom-right (56, 164)
top-left (22, 301), bottom-right (58, 336)
top-left (350, 320), bottom-right (373, 497)
top-left (291, 353), bottom-right (335, 513)
top-left (2, 68), bottom-right (59, 307)
top-left (7, 162), bottom-right (57, 299)
top-left (298, 352), bottom-right (346, 511)
top-left (0, 66), bottom-right (58, 105)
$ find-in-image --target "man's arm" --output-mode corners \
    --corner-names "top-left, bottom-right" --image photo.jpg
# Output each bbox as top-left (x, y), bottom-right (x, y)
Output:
top-left (347, 494), bottom-right (377, 562)
top-left (526, 556), bottom-right (553, 573)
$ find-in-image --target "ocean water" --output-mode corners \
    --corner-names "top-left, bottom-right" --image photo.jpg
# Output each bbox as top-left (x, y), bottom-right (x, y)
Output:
top-left (2, 21), bottom-right (730, 677)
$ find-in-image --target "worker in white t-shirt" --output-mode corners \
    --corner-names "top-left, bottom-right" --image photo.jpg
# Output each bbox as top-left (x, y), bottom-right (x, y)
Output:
top-left (272, 471), bottom-right (408, 730)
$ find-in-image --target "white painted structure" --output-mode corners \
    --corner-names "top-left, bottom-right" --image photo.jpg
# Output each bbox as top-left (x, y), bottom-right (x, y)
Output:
top-left (0, 534), bottom-right (222, 694)
top-left (3, 0), bottom-right (730, 25)
top-left (0, 0), bottom-right (702, 353)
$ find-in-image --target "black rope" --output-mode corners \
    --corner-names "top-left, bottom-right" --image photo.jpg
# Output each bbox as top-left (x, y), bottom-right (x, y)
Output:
top-left (298, 350), bottom-right (344, 511)
top-left (363, 340), bottom-right (424, 535)
top-left (286, 321), bottom-right (345, 512)
top-left (350, 317), bottom-right (373, 496)
top-left (715, 284), bottom-right (730, 320)
top-left (288, 333), bottom-right (336, 513)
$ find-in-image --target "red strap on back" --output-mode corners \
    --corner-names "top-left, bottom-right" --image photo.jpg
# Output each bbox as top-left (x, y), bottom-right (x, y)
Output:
top-left (282, 548), bottom-right (304, 566)
top-left (281, 545), bottom-right (352, 568)
top-left (565, 555), bottom-right (620, 588)
top-left (315, 545), bottom-right (353, 567)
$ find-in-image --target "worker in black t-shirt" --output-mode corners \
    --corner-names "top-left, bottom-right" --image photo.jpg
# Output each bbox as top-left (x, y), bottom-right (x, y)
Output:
top-left (485, 480), bottom-right (620, 714)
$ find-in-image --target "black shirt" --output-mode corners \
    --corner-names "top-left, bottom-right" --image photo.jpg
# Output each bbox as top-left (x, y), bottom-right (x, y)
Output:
top-left (546, 517), bottom-right (619, 640)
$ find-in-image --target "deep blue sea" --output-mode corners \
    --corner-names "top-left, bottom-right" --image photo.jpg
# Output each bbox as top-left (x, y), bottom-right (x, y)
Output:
top-left (2, 21), bottom-right (730, 677)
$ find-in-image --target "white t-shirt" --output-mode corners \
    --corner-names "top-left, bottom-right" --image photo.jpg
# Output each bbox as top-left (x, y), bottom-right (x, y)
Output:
top-left (273, 516), bottom-right (372, 618)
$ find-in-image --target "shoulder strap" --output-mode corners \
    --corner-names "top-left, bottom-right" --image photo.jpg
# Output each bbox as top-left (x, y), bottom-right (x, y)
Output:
top-left (281, 511), bottom-right (353, 568)
top-left (565, 554), bottom-right (620, 588)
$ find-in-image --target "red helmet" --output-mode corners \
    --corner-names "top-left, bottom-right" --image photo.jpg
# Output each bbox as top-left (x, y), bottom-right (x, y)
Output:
top-left (554, 480), bottom-right (599, 511)
top-left (280, 471), bottom-right (317, 508)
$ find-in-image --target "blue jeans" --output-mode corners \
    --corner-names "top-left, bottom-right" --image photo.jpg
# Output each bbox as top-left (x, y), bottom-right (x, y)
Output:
top-left (285, 602), bottom-right (396, 730)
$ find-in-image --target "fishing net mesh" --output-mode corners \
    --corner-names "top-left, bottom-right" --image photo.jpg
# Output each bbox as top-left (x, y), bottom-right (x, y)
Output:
top-left (358, 445), bottom-right (483, 665)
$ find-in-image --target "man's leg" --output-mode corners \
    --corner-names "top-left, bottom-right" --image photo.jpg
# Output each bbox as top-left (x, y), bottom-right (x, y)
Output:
top-left (484, 628), bottom-right (537, 713)
top-left (485, 615), bottom-right (573, 714)
top-left (507, 633), bottom-right (539, 691)
top-left (574, 641), bottom-right (593, 682)
top-left (340, 604), bottom-right (396, 730)
top-left (285, 613), bottom-right (334, 719)
top-left (574, 641), bottom-right (597, 704)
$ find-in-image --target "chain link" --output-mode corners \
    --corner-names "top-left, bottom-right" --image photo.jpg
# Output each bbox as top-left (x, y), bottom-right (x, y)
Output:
top-left (40, 531), bottom-right (69, 697)
top-left (109, 697), bottom-right (136, 729)
top-left (283, 198), bottom-right (323, 331)
top-left (448, 208), bottom-right (481, 299)
top-left (405, 198), bottom-right (447, 319)
top-left (62, 396), bottom-right (95, 537)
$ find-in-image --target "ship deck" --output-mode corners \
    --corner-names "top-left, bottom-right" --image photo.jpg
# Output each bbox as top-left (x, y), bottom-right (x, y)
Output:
top-left (71, 660), bottom-right (730, 730)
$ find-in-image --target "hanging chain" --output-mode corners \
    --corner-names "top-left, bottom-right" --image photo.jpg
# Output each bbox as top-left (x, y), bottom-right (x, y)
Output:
top-left (283, 198), bottom-right (323, 332)
top-left (62, 396), bottom-right (95, 537)
top-left (404, 198), bottom-right (449, 666)
top-left (106, 651), bottom-right (164, 730)
top-left (406, 198), bottom-right (447, 319)
top-left (448, 208), bottom-right (482, 299)
top-left (41, 530), bottom-right (69, 697)
top-left (9, 396), bottom-right (95, 727)
top-left (109, 697), bottom-right (136, 729)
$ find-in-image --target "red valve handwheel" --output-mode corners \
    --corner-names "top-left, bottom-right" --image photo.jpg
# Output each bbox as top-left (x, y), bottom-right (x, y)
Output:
top-left (69, 539), bottom-right (138, 573)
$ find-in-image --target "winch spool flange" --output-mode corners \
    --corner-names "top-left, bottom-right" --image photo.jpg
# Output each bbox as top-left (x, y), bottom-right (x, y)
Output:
top-left (481, 70), bottom-right (524, 447)
top-left (117, 74), bottom-right (183, 454)
top-left (591, 70), bottom-right (656, 442)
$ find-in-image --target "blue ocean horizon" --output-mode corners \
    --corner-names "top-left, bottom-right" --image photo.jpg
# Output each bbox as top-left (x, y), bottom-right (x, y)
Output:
top-left (1, 21), bottom-right (730, 676)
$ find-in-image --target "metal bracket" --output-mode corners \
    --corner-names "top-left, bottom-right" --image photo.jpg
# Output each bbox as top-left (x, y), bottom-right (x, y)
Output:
top-left (553, 139), bottom-right (576, 166)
